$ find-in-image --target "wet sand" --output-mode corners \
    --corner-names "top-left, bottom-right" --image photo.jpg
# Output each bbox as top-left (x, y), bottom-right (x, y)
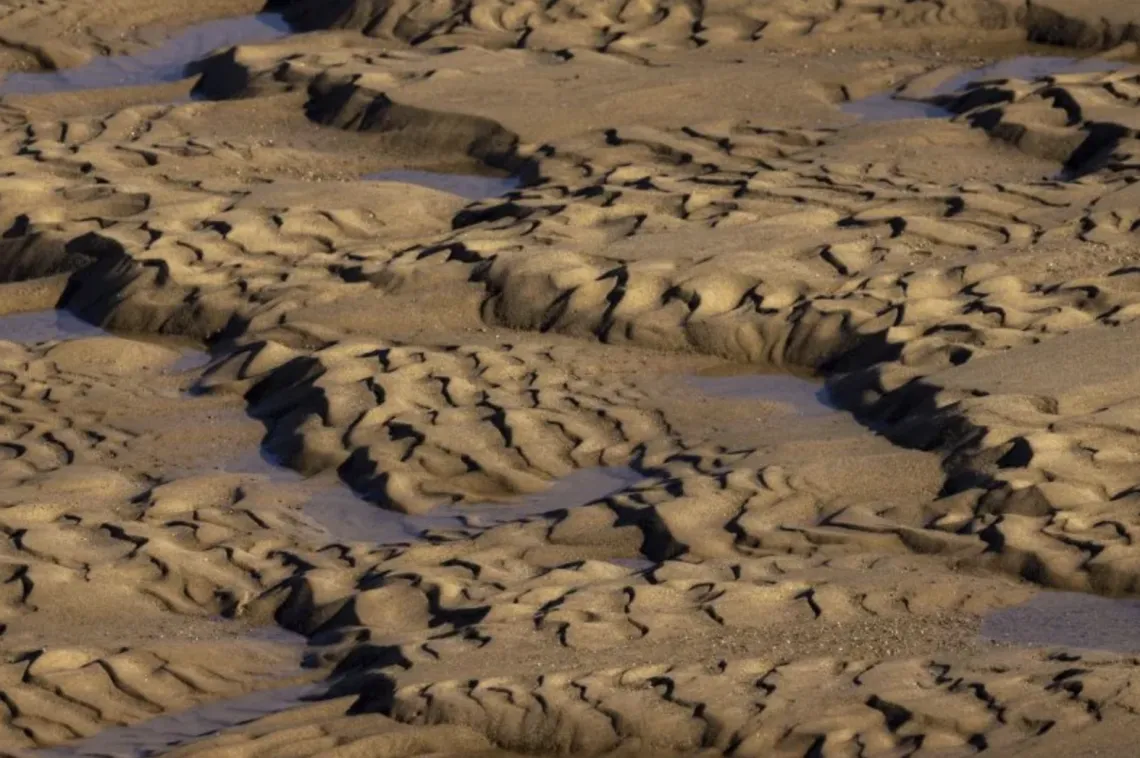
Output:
top-left (3, 0), bottom-right (1140, 756)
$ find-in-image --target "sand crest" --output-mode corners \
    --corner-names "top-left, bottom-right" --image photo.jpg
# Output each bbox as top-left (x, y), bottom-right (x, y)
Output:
top-left (2, 0), bottom-right (1140, 755)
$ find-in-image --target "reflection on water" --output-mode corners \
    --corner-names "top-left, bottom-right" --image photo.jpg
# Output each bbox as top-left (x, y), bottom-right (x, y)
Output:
top-left (419, 465), bottom-right (643, 532)
top-left (941, 55), bottom-right (1123, 89)
top-left (0, 14), bottom-right (291, 95)
top-left (36, 684), bottom-right (322, 758)
top-left (843, 55), bottom-right (1122, 123)
top-left (0, 309), bottom-right (106, 342)
top-left (322, 465), bottom-right (640, 543)
top-left (608, 557), bottom-right (655, 571)
top-left (37, 626), bottom-right (314, 758)
top-left (363, 169), bottom-right (521, 200)
top-left (983, 591), bottom-right (1140, 653)
top-left (227, 447), bottom-right (641, 545)
top-left (841, 95), bottom-right (952, 122)
top-left (688, 368), bottom-right (836, 417)
top-left (166, 348), bottom-right (214, 374)
top-left (0, 309), bottom-right (209, 370)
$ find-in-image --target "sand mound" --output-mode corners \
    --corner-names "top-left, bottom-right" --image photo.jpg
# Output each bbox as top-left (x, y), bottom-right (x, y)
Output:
top-left (268, 0), bottom-right (1140, 56)
top-left (2, 1), bottom-right (1140, 756)
top-left (199, 338), bottom-right (674, 511)
top-left (273, 0), bottom-right (1024, 51)
top-left (1024, 0), bottom-right (1140, 50)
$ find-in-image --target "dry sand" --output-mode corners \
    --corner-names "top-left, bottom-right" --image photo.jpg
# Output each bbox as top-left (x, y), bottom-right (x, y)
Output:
top-left (3, 0), bottom-right (1140, 756)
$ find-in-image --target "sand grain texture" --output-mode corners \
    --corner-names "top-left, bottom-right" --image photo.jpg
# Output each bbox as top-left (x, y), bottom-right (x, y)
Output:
top-left (2, 0), bottom-right (1140, 756)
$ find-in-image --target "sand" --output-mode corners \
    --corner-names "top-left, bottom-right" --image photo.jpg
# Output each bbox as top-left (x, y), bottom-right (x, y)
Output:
top-left (3, 0), bottom-right (1140, 756)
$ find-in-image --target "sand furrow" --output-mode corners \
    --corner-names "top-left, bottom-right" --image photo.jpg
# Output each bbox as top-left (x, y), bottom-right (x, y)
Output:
top-left (0, 2), bottom-right (1139, 755)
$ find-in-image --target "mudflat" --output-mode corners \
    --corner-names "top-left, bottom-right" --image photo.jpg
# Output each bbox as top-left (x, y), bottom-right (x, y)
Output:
top-left (2, 1), bottom-right (1140, 757)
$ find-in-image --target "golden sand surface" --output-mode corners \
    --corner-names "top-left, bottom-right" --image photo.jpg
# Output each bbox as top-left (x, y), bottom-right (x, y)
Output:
top-left (2, 1), bottom-right (1140, 756)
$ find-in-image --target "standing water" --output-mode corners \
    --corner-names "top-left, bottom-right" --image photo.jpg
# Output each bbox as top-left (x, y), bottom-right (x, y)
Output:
top-left (228, 446), bottom-right (642, 545)
top-left (843, 55), bottom-right (1123, 122)
top-left (0, 309), bottom-right (106, 342)
top-left (687, 367), bottom-right (836, 417)
top-left (363, 170), bottom-right (522, 200)
top-left (983, 591), bottom-right (1140, 653)
top-left (35, 623), bottom-right (317, 758)
top-left (0, 14), bottom-right (292, 95)
top-left (0, 308), bottom-right (209, 371)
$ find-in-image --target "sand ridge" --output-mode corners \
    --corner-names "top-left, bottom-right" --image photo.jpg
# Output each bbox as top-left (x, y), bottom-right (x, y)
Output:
top-left (2, 0), bottom-right (1140, 755)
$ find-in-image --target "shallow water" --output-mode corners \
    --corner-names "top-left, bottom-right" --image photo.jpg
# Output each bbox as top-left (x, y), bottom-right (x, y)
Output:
top-left (166, 348), bottom-right (214, 374)
top-left (688, 369), bottom-right (835, 417)
top-left (982, 591), bottom-right (1140, 653)
top-left (0, 309), bottom-right (106, 343)
top-left (36, 625), bottom-right (314, 758)
top-left (37, 684), bottom-right (322, 757)
top-left (313, 466), bottom-right (642, 543)
top-left (841, 95), bottom-right (953, 122)
top-left (363, 169), bottom-right (521, 200)
top-left (607, 557), bottom-right (656, 571)
top-left (421, 465), bottom-right (643, 531)
top-left (222, 448), bottom-right (413, 543)
top-left (943, 55), bottom-right (1123, 89)
top-left (0, 14), bottom-right (291, 95)
top-left (0, 309), bottom-right (210, 370)
top-left (844, 55), bottom-right (1122, 122)
top-left (230, 447), bottom-right (642, 544)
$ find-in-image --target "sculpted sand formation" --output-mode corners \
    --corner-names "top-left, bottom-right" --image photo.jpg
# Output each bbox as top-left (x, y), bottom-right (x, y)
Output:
top-left (2, 0), bottom-right (1140, 756)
